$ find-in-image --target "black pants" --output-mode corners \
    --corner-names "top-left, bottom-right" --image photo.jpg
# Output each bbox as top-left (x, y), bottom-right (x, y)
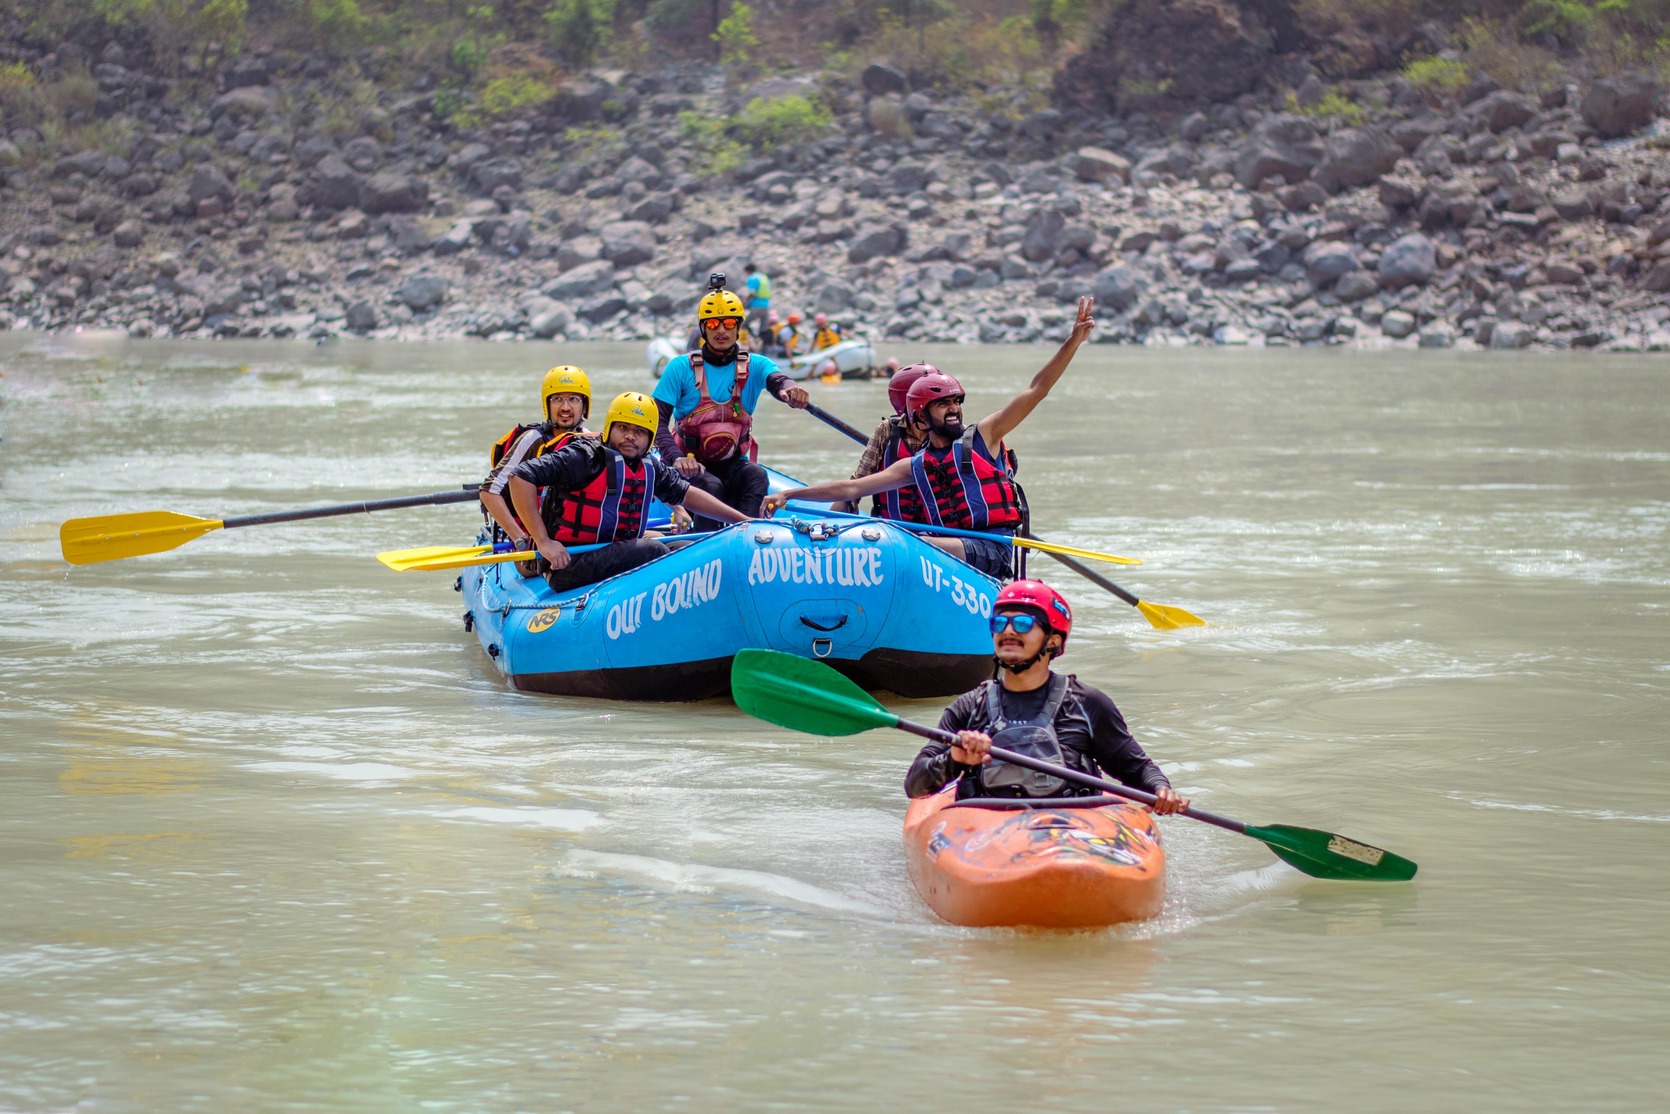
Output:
top-left (544, 538), bottom-right (668, 593)
top-left (684, 454), bottom-right (768, 531)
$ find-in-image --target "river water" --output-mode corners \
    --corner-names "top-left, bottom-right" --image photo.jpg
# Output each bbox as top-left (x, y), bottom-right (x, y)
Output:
top-left (1, 333), bottom-right (1666, 1112)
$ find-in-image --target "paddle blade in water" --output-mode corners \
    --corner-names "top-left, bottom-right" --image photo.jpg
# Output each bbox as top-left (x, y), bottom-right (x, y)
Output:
top-left (60, 511), bottom-right (223, 565)
top-left (1137, 599), bottom-right (1206, 630)
top-left (730, 649), bottom-right (900, 738)
top-left (1249, 823), bottom-right (1418, 882)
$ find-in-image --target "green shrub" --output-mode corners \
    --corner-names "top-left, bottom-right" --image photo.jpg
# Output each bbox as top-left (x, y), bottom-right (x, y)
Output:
top-left (478, 72), bottom-right (557, 117)
top-left (712, 2), bottom-right (760, 68)
top-left (0, 61), bottom-right (38, 122)
top-left (1287, 89), bottom-right (1367, 127)
top-left (545, 0), bottom-right (615, 67)
top-left (1401, 54), bottom-right (1469, 98)
top-left (735, 93), bottom-right (832, 148)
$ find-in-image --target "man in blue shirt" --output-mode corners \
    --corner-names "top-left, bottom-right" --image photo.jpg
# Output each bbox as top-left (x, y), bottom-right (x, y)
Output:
top-left (742, 263), bottom-right (771, 343)
top-left (651, 288), bottom-right (809, 529)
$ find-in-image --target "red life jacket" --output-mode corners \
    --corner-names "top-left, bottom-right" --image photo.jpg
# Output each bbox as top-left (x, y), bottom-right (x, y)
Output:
top-left (544, 448), bottom-right (652, 545)
top-left (908, 428), bottom-right (1023, 531)
top-left (872, 416), bottom-right (923, 521)
top-left (675, 350), bottom-right (757, 466)
top-left (490, 423), bottom-right (588, 467)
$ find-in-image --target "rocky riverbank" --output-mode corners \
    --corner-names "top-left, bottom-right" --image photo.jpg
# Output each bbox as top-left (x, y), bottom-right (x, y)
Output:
top-left (2, 46), bottom-right (1668, 351)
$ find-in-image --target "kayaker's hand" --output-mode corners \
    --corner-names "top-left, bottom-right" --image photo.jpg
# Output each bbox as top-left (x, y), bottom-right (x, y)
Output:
top-left (780, 385), bottom-right (810, 409)
top-left (760, 493), bottom-right (787, 517)
top-left (536, 538), bottom-right (571, 570)
top-left (1149, 786), bottom-right (1189, 815)
top-left (669, 506), bottom-right (694, 534)
top-left (674, 456), bottom-right (705, 477)
top-left (950, 731), bottom-right (992, 765)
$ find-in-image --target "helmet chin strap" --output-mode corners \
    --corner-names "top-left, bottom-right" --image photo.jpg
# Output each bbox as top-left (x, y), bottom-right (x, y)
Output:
top-left (994, 643), bottom-right (1058, 674)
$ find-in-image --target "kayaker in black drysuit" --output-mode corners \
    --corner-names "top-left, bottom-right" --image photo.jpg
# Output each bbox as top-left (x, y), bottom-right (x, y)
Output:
top-left (905, 579), bottom-right (1190, 813)
top-left (508, 391), bottom-right (748, 593)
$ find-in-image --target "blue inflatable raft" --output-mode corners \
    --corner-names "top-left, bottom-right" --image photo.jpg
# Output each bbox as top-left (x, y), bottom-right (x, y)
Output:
top-left (457, 470), bottom-right (998, 701)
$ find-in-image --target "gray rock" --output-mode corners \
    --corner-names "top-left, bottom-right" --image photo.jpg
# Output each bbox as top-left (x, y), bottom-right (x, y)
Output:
top-left (360, 172), bottom-right (428, 214)
top-left (599, 220), bottom-right (657, 267)
top-left (848, 225), bottom-right (907, 265)
top-left (111, 219), bottom-right (144, 248)
top-left (210, 85), bottom-right (275, 122)
top-left (1312, 127), bottom-right (1400, 194)
top-left (1642, 260), bottom-right (1670, 293)
top-left (309, 155), bottom-right (362, 211)
top-left (1377, 232), bottom-right (1437, 289)
top-left (1470, 91), bottom-right (1538, 134)
top-left (579, 295), bottom-right (627, 323)
top-left (862, 63), bottom-right (909, 96)
top-left (1550, 189), bottom-right (1595, 221)
top-left (1072, 146), bottom-right (1131, 183)
top-left (1021, 208), bottom-right (1065, 263)
top-left (1381, 309), bottom-right (1417, 338)
top-left (543, 259), bottom-right (616, 301)
top-left (1302, 240), bottom-right (1358, 287)
top-left (1489, 321), bottom-right (1534, 349)
top-left (432, 220), bottom-right (475, 256)
top-left (345, 300), bottom-right (379, 331)
top-left (341, 136), bottom-right (383, 173)
top-left (1234, 115), bottom-right (1323, 188)
top-left (613, 155), bottom-right (661, 189)
top-left (1580, 72), bottom-right (1660, 138)
top-left (388, 215), bottom-right (430, 253)
top-left (1090, 264), bottom-right (1144, 310)
top-left (470, 157), bottom-right (525, 195)
top-left (188, 164), bottom-right (233, 203)
top-left (398, 274), bottom-right (447, 312)
top-left (528, 302), bottom-right (572, 339)
top-left (1334, 271), bottom-right (1379, 301)
top-left (1417, 323), bottom-right (1456, 348)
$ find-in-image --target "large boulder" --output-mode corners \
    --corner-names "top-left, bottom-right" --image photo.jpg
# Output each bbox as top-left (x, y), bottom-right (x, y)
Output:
top-left (307, 155), bottom-right (362, 211)
top-left (543, 259), bottom-right (616, 301)
top-left (1302, 241), bottom-right (1358, 288)
top-left (469, 157), bottom-right (524, 196)
top-left (1469, 91), bottom-right (1537, 134)
top-left (861, 63), bottom-right (909, 96)
top-left (1091, 263), bottom-right (1144, 310)
top-left (1580, 73), bottom-right (1660, 138)
top-left (1021, 209), bottom-right (1066, 263)
top-left (398, 274), bottom-right (447, 312)
top-left (1072, 146), bottom-right (1131, 183)
top-left (1234, 115), bottom-right (1323, 188)
top-left (1377, 232), bottom-right (1437, 289)
top-left (599, 220), bottom-right (657, 267)
top-left (359, 172), bottom-right (427, 214)
top-left (188, 164), bottom-right (233, 203)
top-left (209, 85), bottom-right (275, 123)
top-left (848, 225), bottom-right (907, 265)
top-left (1312, 127), bottom-right (1401, 194)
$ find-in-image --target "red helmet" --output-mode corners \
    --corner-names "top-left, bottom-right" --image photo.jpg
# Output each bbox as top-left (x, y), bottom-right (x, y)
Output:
top-left (904, 371), bottom-right (965, 424)
top-left (887, 363), bottom-right (938, 415)
top-left (994, 580), bottom-right (1073, 650)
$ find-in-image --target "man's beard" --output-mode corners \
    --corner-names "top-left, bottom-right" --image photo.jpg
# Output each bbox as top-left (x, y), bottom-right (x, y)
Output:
top-left (930, 414), bottom-right (964, 440)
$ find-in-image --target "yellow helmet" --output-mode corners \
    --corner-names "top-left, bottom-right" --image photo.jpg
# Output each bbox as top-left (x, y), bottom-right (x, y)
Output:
top-left (540, 365), bottom-right (591, 420)
top-left (603, 391), bottom-right (658, 443)
top-left (697, 289), bottom-right (746, 322)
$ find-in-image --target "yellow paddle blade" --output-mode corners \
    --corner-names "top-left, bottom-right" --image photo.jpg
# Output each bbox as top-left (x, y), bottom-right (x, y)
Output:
top-left (1011, 537), bottom-right (1141, 566)
top-left (1137, 600), bottom-right (1206, 630)
top-left (376, 544), bottom-right (531, 573)
top-left (60, 511), bottom-right (224, 565)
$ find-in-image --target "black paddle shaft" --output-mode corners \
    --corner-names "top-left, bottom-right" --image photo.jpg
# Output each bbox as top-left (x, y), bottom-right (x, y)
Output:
top-left (804, 402), bottom-right (869, 444)
top-left (222, 485), bottom-right (481, 530)
top-left (892, 715), bottom-right (1251, 838)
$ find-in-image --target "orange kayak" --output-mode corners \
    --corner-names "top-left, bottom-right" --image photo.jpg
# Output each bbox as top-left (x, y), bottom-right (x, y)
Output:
top-left (902, 787), bottom-right (1167, 928)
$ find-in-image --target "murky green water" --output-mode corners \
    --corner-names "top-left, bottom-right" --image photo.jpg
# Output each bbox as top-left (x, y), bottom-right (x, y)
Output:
top-left (2, 333), bottom-right (1667, 1111)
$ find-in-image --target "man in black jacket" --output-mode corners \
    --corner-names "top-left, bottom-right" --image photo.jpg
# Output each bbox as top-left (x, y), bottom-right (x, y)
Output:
top-left (906, 579), bottom-right (1189, 813)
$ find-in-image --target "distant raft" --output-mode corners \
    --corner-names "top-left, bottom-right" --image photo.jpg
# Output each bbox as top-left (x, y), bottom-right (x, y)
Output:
top-left (647, 336), bottom-right (878, 381)
top-left (902, 787), bottom-right (1167, 928)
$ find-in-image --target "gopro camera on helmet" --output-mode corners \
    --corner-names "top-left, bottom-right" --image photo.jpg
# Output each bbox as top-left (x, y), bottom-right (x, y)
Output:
top-left (708, 272), bottom-right (728, 292)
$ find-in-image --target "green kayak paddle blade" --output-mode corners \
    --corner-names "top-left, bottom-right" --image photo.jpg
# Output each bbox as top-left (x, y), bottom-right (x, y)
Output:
top-left (730, 649), bottom-right (900, 738)
top-left (1250, 823), bottom-right (1418, 882)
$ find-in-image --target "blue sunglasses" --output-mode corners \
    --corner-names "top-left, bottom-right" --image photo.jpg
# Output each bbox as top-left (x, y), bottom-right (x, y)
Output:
top-left (989, 613), bottom-right (1041, 635)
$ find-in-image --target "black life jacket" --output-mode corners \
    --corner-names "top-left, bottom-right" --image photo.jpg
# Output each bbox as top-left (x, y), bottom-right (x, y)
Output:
top-left (542, 447), bottom-right (651, 545)
top-left (908, 428), bottom-right (1023, 531)
top-left (871, 415), bottom-right (923, 521)
top-left (968, 673), bottom-right (1076, 799)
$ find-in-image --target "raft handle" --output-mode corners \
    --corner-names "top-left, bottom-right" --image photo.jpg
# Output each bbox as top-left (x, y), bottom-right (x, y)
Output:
top-left (798, 614), bottom-right (850, 633)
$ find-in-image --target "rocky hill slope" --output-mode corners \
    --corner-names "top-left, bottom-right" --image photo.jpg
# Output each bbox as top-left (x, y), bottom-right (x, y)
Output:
top-left (1, 44), bottom-right (1667, 351)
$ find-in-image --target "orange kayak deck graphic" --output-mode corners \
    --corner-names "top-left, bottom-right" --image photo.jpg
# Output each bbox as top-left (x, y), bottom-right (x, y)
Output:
top-left (903, 786), bottom-right (1166, 928)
